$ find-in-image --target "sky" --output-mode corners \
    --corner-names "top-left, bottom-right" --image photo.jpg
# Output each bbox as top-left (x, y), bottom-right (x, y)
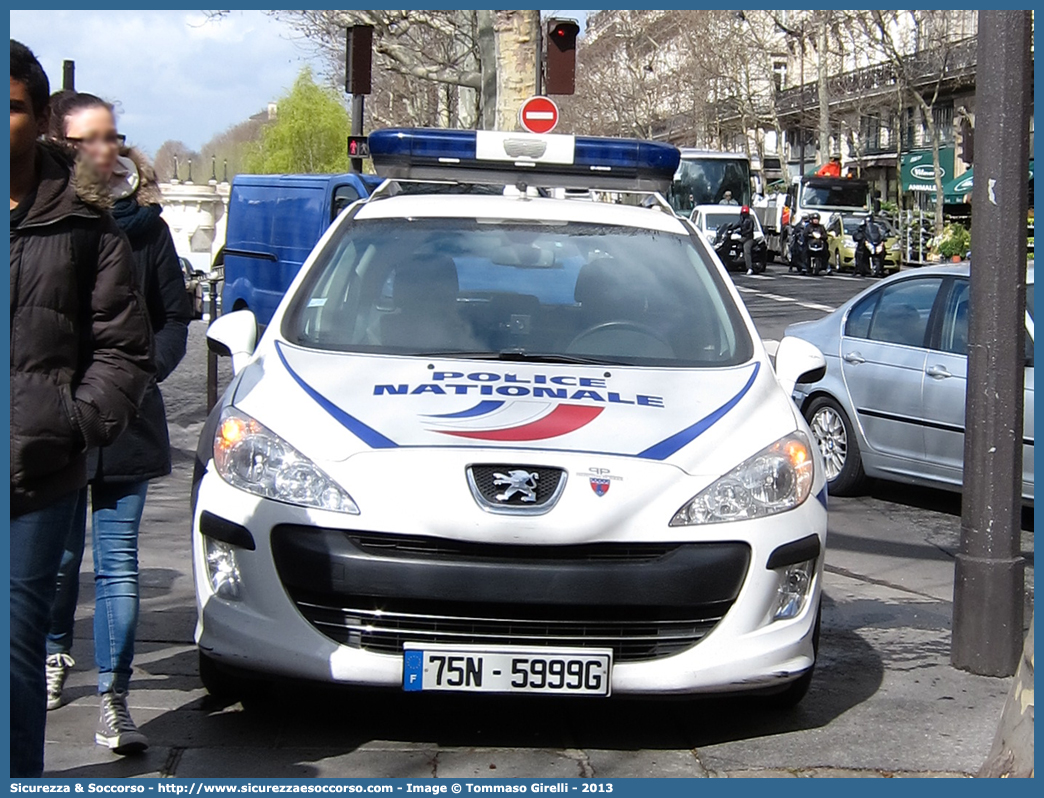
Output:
top-left (10, 9), bottom-right (590, 159)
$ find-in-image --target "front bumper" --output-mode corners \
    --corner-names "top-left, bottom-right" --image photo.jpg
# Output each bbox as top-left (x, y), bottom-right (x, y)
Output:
top-left (194, 465), bottom-right (826, 696)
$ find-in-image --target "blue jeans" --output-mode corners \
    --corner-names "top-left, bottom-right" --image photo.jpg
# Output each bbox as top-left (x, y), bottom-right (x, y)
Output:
top-left (47, 481), bottom-right (148, 695)
top-left (11, 491), bottom-right (80, 777)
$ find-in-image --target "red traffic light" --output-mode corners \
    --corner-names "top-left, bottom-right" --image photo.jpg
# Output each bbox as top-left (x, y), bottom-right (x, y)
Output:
top-left (545, 18), bottom-right (580, 95)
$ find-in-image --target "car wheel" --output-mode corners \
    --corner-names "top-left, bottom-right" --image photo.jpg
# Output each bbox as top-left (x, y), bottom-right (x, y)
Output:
top-left (805, 396), bottom-right (865, 495)
top-left (834, 249), bottom-right (842, 273)
top-left (198, 651), bottom-right (270, 704)
top-left (756, 247), bottom-right (768, 274)
top-left (763, 599), bottom-right (821, 710)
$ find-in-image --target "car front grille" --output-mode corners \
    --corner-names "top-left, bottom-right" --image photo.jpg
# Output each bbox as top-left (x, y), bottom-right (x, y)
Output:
top-left (289, 594), bottom-right (731, 663)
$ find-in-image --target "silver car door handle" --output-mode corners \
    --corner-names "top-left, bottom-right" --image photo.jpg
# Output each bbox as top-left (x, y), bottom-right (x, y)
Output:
top-left (926, 364), bottom-right (952, 379)
top-left (843, 352), bottom-right (865, 365)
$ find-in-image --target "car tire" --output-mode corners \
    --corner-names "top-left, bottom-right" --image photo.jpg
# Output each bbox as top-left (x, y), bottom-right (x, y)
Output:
top-left (198, 651), bottom-right (271, 704)
top-left (805, 396), bottom-right (865, 495)
top-left (834, 249), bottom-right (842, 273)
top-left (763, 599), bottom-right (821, 710)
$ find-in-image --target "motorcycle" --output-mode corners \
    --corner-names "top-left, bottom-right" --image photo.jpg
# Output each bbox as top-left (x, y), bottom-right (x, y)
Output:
top-left (713, 223), bottom-right (765, 273)
top-left (804, 226), bottom-right (829, 275)
top-left (713, 223), bottom-right (744, 267)
top-left (857, 222), bottom-right (887, 277)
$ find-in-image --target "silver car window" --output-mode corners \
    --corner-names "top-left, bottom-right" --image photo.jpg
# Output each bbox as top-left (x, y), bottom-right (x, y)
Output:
top-left (938, 279), bottom-right (971, 354)
top-left (866, 278), bottom-right (943, 348)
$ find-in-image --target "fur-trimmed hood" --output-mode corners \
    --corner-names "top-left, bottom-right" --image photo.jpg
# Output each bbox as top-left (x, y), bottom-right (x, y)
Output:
top-left (119, 146), bottom-right (163, 207)
top-left (44, 142), bottom-right (164, 210)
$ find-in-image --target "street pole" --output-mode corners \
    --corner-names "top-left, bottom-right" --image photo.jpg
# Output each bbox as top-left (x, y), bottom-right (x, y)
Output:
top-left (62, 59), bottom-right (74, 91)
top-left (951, 10), bottom-right (1031, 677)
top-left (350, 94), bottom-right (364, 173)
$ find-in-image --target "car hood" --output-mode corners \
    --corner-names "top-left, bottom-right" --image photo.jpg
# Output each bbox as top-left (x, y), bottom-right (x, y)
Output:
top-left (229, 341), bottom-right (799, 477)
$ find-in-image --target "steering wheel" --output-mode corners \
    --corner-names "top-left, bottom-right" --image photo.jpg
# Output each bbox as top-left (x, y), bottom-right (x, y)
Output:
top-left (566, 321), bottom-right (673, 355)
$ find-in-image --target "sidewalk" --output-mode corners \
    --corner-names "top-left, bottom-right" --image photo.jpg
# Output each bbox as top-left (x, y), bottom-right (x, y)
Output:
top-left (41, 324), bottom-right (1029, 779)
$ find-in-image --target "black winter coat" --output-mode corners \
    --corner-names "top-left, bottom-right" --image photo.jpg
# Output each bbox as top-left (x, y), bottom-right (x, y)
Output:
top-left (10, 143), bottom-right (154, 516)
top-left (739, 214), bottom-right (756, 241)
top-left (88, 149), bottom-right (192, 483)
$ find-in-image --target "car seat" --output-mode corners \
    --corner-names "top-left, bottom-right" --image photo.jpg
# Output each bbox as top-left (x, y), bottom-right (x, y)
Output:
top-left (380, 257), bottom-right (469, 350)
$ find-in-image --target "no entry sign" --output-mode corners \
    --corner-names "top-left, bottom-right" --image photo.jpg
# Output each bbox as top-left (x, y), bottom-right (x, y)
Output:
top-left (519, 96), bottom-right (560, 134)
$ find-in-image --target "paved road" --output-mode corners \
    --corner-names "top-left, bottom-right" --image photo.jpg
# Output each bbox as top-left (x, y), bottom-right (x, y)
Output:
top-left (44, 278), bottom-right (1034, 778)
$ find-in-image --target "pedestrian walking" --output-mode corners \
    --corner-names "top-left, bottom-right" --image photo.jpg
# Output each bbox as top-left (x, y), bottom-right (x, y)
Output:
top-left (10, 40), bottom-right (154, 778)
top-left (44, 91), bottom-right (192, 755)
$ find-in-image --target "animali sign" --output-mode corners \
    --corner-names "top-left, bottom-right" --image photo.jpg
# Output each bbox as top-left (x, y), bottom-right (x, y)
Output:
top-left (900, 147), bottom-right (955, 193)
top-left (519, 96), bottom-right (560, 134)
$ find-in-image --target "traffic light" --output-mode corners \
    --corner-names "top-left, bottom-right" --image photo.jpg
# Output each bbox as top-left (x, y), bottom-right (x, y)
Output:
top-left (958, 118), bottom-right (974, 165)
top-left (545, 18), bottom-right (580, 95)
top-left (346, 25), bottom-right (373, 96)
top-left (347, 136), bottom-right (370, 159)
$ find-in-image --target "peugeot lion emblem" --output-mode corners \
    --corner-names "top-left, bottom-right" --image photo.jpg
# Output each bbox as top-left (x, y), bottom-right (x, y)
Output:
top-left (493, 470), bottom-right (539, 503)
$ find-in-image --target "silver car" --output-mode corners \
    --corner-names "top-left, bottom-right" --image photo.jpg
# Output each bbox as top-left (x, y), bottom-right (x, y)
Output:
top-left (786, 263), bottom-right (1034, 501)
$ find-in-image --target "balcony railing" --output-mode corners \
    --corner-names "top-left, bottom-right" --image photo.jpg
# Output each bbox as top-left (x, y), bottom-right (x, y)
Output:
top-left (775, 36), bottom-right (978, 118)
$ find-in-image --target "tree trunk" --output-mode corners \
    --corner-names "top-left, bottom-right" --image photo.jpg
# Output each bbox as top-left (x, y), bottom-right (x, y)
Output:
top-left (817, 20), bottom-right (831, 165)
top-left (978, 614), bottom-right (1034, 778)
top-left (476, 10), bottom-right (497, 130)
top-left (492, 10), bottom-right (540, 131)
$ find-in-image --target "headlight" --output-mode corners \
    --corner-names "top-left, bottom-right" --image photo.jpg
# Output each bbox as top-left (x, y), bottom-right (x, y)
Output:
top-left (213, 407), bottom-right (360, 514)
top-left (670, 432), bottom-right (815, 526)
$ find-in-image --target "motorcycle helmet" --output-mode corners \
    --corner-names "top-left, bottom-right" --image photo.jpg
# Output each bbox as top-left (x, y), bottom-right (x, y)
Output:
top-left (740, 205), bottom-right (750, 214)
top-left (809, 212), bottom-right (820, 223)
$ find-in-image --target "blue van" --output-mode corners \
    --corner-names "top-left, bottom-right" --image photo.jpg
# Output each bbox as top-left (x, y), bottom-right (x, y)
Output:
top-left (221, 173), bottom-right (382, 326)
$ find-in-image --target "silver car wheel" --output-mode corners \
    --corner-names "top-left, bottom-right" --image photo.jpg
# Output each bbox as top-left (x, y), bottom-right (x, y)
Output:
top-left (810, 406), bottom-right (848, 481)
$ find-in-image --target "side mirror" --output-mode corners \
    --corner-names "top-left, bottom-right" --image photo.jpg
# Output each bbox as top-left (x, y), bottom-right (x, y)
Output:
top-left (774, 336), bottom-right (827, 396)
top-left (207, 309), bottom-right (258, 374)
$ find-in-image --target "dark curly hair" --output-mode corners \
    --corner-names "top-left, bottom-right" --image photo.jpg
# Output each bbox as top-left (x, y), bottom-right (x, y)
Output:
top-left (48, 90), bottom-right (115, 141)
top-left (10, 40), bottom-right (50, 116)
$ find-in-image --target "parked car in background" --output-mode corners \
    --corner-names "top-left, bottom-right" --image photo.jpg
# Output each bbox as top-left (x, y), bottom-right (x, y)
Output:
top-left (786, 263), bottom-right (1033, 501)
top-left (180, 256), bottom-right (205, 320)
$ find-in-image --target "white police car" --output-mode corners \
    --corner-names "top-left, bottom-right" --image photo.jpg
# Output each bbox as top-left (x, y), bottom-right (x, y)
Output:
top-left (194, 128), bottom-right (829, 706)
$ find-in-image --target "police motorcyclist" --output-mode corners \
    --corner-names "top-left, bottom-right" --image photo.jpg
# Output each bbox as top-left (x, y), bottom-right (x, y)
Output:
top-left (799, 212), bottom-right (827, 275)
top-left (739, 204), bottom-right (756, 274)
top-left (852, 211), bottom-right (882, 277)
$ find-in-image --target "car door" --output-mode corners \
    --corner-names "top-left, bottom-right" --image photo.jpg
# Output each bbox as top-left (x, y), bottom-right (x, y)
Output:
top-left (840, 277), bottom-right (944, 463)
top-left (922, 277), bottom-right (1034, 497)
top-left (920, 278), bottom-right (970, 481)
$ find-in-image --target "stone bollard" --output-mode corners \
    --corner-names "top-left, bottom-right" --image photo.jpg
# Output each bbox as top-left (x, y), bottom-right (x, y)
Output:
top-left (978, 612), bottom-right (1034, 777)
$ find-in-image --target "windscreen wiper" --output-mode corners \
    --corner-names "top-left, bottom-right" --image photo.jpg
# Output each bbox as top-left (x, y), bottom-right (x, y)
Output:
top-left (414, 348), bottom-right (620, 366)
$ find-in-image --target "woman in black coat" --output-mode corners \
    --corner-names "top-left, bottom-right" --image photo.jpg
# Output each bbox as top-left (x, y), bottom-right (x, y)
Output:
top-left (43, 92), bottom-right (191, 755)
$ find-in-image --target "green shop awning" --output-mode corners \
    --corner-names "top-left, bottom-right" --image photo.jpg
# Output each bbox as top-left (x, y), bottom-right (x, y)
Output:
top-left (900, 147), bottom-right (955, 194)
top-left (941, 160), bottom-right (1034, 202)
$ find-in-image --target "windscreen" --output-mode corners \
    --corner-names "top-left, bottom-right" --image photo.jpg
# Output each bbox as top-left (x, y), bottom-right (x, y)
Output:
top-left (668, 158), bottom-right (750, 213)
top-left (801, 181), bottom-right (869, 210)
top-left (283, 219), bottom-right (753, 368)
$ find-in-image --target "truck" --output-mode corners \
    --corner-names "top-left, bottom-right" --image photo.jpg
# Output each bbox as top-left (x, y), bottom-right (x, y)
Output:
top-left (665, 149), bottom-right (751, 217)
top-left (221, 172), bottom-right (383, 326)
top-left (753, 175), bottom-right (873, 264)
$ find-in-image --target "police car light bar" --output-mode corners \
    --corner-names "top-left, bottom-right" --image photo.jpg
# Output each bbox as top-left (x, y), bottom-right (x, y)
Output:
top-left (367, 128), bottom-right (681, 193)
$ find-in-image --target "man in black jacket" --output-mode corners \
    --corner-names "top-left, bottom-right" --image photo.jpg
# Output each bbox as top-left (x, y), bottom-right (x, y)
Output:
top-left (738, 204), bottom-right (756, 275)
top-left (9, 40), bottom-right (153, 777)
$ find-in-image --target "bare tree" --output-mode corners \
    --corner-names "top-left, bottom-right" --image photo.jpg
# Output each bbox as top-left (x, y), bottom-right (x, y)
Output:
top-left (850, 10), bottom-right (969, 229)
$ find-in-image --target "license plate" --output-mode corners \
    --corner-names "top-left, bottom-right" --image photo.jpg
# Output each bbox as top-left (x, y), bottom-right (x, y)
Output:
top-left (402, 643), bottom-right (612, 696)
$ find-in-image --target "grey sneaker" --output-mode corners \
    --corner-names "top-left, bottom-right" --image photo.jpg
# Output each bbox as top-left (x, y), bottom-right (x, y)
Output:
top-left (95, 691), bottom-right (149, 754)
top-left (45, 653), bottom-right (75, 711)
